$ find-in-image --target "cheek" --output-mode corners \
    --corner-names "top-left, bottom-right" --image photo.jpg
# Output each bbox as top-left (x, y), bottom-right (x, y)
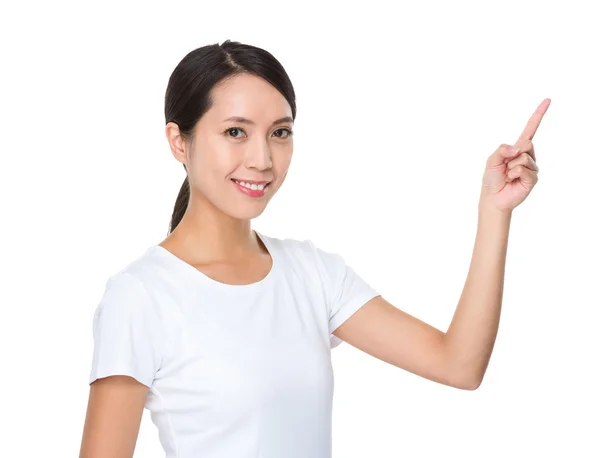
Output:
top-left (273, 153), bottom-right (292, 187)
top-left (274, 146), bottom-right (293, 170)
top-left (199, 141), bottom-right (241, 174)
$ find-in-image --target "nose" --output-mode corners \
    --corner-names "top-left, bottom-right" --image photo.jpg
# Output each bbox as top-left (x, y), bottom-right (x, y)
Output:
top-left (243, 142), bottom-right (273, 171)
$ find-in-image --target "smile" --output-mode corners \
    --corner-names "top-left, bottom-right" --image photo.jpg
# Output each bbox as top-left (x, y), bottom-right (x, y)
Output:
top-left (231, 179), bottom-right (271, 197)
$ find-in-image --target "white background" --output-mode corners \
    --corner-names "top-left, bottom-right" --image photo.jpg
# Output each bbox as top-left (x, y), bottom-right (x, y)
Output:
top-left (1, 0), bottom-right (599, 456)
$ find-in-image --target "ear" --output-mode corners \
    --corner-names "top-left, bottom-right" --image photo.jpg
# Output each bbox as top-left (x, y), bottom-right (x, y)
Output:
top-left (165, 122), bottom-right (188, 167)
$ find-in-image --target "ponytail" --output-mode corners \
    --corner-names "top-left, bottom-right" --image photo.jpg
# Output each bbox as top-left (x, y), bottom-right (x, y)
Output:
top-left (168, 164), bottom-right (190, 235)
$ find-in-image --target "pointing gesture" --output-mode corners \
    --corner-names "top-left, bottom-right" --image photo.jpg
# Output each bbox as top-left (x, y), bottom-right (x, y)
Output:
top-left (481, 98), bottom-right (551, 212)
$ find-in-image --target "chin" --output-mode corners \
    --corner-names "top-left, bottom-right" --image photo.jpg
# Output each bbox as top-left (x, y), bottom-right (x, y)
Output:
top-left (219, 200), bottom-right (270, 220)
top-left (234, 206), bottom-right (268, 220)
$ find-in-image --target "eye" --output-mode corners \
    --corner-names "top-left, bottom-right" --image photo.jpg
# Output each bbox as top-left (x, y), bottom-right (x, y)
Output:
top-left (225, 127), bottom-right (246, 138)
top-left (273, 128), bottom-right (294, 138)
top-left (224, 127), bottom-right (294, 139)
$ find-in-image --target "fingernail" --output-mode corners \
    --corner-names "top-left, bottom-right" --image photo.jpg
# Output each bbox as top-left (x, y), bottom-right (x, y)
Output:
top-left (509, 146), bottom-right (520, 154)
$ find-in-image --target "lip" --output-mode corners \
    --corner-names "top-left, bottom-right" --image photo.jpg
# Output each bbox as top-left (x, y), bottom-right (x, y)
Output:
top-left (231, 178), bottom-right (272, 185)
top-left (232, 179), bottom-right (270, 197)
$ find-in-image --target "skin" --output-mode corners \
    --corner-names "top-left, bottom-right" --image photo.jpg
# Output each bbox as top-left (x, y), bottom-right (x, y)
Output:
top-left (80, 376), bottom-right (147, 458)
top-left (158, 72), bottom-right (295, 282)
top-left (80, 80), bottom-right (550, 456)
top-left (333, 98), bottom-right (551, 390)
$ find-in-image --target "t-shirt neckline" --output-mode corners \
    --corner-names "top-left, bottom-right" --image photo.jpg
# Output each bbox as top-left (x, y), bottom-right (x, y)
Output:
top-left (149, 230), bottom-right (277, 293)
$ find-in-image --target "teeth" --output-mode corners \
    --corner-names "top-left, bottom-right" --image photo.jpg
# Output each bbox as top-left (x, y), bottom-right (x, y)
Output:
top-left (234, 180), bottom-right (268, 191)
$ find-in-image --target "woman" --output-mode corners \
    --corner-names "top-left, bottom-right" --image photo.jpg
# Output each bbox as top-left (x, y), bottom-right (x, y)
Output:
top-left (80, 39), bottom-right (550, 458)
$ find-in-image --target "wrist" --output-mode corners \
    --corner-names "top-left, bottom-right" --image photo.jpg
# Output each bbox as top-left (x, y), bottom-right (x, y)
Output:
top-left (478, 198), bottom-right (513, 221)
top-left (478, 190), bottom-right (513, 216)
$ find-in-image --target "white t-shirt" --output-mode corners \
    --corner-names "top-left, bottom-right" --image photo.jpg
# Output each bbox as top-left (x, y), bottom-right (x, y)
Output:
top-left (88, 231), bottom-right (380, 458)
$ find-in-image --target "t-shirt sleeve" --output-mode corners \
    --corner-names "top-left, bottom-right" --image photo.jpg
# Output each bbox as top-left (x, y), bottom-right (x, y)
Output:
top-left (310, 241), bottom-right (381, 349)
top-left (88, 272), bottom-right (165, 388)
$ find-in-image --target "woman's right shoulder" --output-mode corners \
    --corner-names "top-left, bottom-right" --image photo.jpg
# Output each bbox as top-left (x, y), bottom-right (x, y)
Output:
top-left (94, 246), bottom-right (179, 327)
top-left (103, 245), bottom-right (169, 290)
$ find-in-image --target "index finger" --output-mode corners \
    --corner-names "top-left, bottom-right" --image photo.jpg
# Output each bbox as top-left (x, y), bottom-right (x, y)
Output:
top-left (517, 98), bottom-right (551, 144)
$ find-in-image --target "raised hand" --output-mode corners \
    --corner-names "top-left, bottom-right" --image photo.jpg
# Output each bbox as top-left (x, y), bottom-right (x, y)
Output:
top-left (480, 98), bottom-right (551, 212)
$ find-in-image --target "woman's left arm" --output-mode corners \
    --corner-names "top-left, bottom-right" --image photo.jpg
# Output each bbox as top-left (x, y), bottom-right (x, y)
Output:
top-left (332, 99), bottom-right (551, 390)
top-left (446, 98), bottom-right (552, 387)
top-left (442, 197), bottom-right (512, 390)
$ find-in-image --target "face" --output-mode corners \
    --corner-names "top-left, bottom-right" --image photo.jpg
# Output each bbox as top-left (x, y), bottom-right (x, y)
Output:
top-left (167, 72), bottom-right (294, 220)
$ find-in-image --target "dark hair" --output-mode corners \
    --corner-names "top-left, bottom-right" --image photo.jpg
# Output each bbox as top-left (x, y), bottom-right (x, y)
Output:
top-left (164, 39), bottom-right (297, 235)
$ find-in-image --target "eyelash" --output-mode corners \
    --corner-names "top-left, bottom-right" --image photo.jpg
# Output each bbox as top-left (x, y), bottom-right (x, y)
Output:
top-left (224, 127), bottom-right (294, 139)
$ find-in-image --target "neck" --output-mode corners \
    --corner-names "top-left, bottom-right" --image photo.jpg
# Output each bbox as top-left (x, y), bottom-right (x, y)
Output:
top-left (163, 195), bottom-right (263, 263)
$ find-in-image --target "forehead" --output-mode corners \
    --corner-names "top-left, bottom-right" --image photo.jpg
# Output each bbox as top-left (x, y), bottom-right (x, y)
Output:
top-left (206, 73), bottom-right (292, 122)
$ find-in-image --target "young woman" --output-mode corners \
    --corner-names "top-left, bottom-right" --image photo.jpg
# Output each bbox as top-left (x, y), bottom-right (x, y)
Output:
top-left (80, 40), bottom-right (550, 458)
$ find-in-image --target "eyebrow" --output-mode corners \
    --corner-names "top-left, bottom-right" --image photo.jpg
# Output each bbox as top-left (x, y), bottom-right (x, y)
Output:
top-left (221, 116), bottom-right (293, 127)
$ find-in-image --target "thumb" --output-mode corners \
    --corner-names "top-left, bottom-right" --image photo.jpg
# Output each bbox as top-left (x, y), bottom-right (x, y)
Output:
top-left (486, 144), bottom-right (521, 168)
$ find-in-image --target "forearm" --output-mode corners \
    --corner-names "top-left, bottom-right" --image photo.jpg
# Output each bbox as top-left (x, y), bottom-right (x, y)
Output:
top-left (443, 196), bottom-right (512, 388)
